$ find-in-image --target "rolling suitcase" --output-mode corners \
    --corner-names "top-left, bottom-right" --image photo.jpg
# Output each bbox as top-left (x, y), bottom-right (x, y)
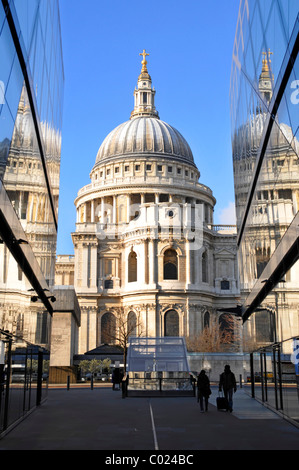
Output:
top-left (216, 392), bottom-right (228, 411)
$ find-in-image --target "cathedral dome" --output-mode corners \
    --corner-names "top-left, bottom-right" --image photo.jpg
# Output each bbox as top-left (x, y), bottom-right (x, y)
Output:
top-left (94, 50), bottom-right (195, 169)
top-left (95, 116), bottom-right (195, 166)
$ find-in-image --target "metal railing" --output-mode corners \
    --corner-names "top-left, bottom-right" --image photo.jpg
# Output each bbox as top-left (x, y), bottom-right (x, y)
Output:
top-left (243, 337), bottom-right (299, 426)
top-left (122, 375), bottom-right (196, 398)
top-left (0, 329), bottom-right (49, 437)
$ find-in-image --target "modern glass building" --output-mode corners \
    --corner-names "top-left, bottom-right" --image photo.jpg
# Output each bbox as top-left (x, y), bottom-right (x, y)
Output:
top-left (230, 0), bottom-right (299, 421)
top-left (0, 0), bottom-right (64, 434)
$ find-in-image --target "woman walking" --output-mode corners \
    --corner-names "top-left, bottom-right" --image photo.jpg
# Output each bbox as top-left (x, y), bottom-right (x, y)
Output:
top-left (197, 370), bottom-right (211, 412)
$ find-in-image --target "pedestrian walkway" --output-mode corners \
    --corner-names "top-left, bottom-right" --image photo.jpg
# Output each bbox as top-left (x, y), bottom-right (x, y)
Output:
top-left (0, 385), bottom-right (299, 451)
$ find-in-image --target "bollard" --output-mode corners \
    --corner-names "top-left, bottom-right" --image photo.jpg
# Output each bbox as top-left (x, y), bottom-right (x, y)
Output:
top-left (239, 374), bottom-right (242, 388)
top-left (91, 375), bottom-right (94, 390)
top-left (122, 377), bottom-right (128, 398)
top-left (67, 375), bottom-right (70, 390)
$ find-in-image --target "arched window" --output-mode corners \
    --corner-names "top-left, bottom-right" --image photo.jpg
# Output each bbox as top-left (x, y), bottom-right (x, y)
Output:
top-left (127, 311), bottom-right (137, 337)
top-left (204, 311), bottom-right (210, 328)
top-left (164, 310), bottom-right (179, 336)
top-left (163, 249), bottom-right (178, 280)
top-left (101, 312), bottom-right (116, 344)
top-left (128, 251), bottom-right (137, 282)
top-left (202, 251), bottom-right (208, 283)
top-left (219, 313), bottom-right (234, 342)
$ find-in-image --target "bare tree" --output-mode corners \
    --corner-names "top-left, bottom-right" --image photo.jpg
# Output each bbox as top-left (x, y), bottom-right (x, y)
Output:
top-left (186, 314), bottom-right (241, 353)
top-left (104, 310), bottom-right (143, 373)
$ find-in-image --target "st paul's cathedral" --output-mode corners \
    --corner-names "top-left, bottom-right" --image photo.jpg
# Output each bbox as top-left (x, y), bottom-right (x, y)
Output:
top-left (54, 51), bottom-right (240, 356)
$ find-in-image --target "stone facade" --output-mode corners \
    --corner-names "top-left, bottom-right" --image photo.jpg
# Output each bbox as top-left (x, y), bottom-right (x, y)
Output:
top-left (49, 286), bottom-right (80, 383)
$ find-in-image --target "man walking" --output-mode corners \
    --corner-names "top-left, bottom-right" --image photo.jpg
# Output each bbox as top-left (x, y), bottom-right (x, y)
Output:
top-left (219, 364), bottom-right (237, 412)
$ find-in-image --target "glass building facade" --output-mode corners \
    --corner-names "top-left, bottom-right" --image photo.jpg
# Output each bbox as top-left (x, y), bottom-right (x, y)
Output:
top-left (0, 0), bottom-right (64, 434)
top-left (230, 0), bottom-right (299, 422)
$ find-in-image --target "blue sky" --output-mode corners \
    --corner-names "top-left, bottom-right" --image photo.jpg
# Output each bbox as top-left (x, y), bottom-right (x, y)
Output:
top-left (57, 0), bottom-right (240, 255)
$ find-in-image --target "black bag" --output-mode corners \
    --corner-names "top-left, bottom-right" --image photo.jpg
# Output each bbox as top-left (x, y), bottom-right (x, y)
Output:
top-left (216, 392), bottom-right (228, 411)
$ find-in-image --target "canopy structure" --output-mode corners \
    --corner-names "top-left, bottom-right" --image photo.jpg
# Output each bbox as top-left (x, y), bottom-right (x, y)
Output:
top-left (127, 337), bottom-right (190, 372)
top-left (125, 337), bottom-right (195, 397)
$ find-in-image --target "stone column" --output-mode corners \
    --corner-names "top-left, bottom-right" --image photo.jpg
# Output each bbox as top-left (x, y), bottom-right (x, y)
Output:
top-left (195, 248), bottom-right (201, 285)
top-left (88, 307), bottom-right (97, 351)
top-left (148, 239), bottom-right (156, 285)
top-left (34, 194), bottom-right (39, 222)
top-left (112, 195), bottom-right (116, 224)
top-left (19, 191), bottom-right (23, 219)
top-left (186, 239), bottom-right (191, 285)
top-left (91, 200), bottom-right (94, 223)
top-left (208, 248), bottom-right (213, 286)
top-left (127, 194), bottom-right (131, 223)
top-left (29, 193), bottom-right (34, 222)
top-left (90, 243), bottom-right (97, 291)
top-left (82, 243), bottom-right (89, 288)
top-left (101, 197), bottom-right (105, 222)
top-left (144, 238), bottom-right (149, 284)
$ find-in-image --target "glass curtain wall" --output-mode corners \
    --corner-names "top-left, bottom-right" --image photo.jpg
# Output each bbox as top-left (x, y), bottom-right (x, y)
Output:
top-left (230, 0), bottom-right (299, 349)
top-left (0, 0), bottom-right (63, 434)
top-left (230, 0), bottom-right (299, 425)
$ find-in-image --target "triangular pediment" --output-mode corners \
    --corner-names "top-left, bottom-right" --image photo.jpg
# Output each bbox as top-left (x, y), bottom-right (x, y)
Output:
top-left (214, 248), bottom-right (235, 257)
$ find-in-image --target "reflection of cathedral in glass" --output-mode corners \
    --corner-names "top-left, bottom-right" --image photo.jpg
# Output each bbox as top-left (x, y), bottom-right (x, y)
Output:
top-left (232, 48), bottom-right (299, 349)
top-left (56, 52), bottom-right (240, 354)
top-left (3, 85), bottom-right (61, 285)
top-left (0, 85), bottom-right (61, 344)
top-left (0, 0), bottom-right (64, 353)
top-left (234, 52), bottom-right (299, 277)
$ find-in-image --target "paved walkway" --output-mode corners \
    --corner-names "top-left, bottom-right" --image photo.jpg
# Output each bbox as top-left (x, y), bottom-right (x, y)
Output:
top-left (1, 385), bottom-right (299, 451)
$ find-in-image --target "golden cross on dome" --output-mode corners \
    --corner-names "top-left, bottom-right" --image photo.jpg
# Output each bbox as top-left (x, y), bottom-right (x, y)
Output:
top-left (262, 49), bottom-right (273, 74)
top-left (140, 49), bottom-right (149, 62)
top-left (262, 49), bottom-right (273, 62)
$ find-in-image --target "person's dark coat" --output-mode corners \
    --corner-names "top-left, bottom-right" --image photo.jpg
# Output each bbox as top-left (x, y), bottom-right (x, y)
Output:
top-left (197, 370), bottom-right (211, 398)
top-left (219, 365), bottom-right (237, 392)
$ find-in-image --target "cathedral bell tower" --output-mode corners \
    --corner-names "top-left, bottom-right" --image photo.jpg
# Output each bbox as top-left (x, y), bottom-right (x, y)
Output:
top-left (130, 49), bottom-right (159, 119)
